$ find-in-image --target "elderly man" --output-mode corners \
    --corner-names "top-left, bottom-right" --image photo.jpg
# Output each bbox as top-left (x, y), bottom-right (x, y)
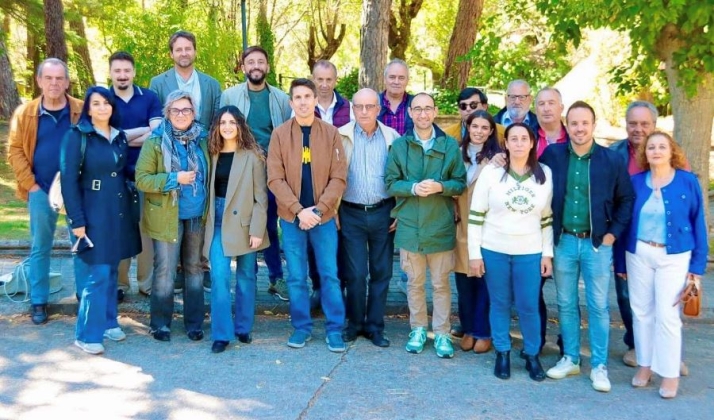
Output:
top-left (378, 59), bottom-right (414, 135)
top-left (8, 58), bottom-right (83, 325)
top-left (385, 93), bottom-right (466, 359)
top-left (494, 79), bottom-right (539, 133)
top-left (338, 88), bottom-right (400, 347)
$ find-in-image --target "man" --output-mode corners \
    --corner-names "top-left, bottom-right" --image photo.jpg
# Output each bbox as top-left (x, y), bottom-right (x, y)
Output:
top-left (541, 101), bottom-right (634, 392)
top-left (7, 58), bottom-right (83, 325)
top-left (494, 79), bottom-right (539, 133)
top-left (385, 93), bottom-right (466, 359)
top-left (378, 59), bottom-right (414, 135)
top-left (444, 87), bottom-right (505, 142)
top-left (338, 88), bottom-right (400, 348)
top-left (266, 78), bottom-right (347, 351)
top-left (110, 51), bottom-right (163, 298)
top-left (221, 46), bottom-right (292, 301)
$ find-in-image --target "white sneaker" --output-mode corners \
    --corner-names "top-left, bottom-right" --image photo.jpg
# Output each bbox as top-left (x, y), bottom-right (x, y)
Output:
top-left (74, 340), bottom-right (105, 355)
top-left (103, 327), bottom-right (126, 342)
top-left (590, 364), bottom-right (611, 392)
top-left (546, 356), bottom-right (581, 379)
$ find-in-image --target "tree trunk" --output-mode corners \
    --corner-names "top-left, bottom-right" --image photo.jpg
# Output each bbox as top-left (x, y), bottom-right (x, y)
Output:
top-left (440, 0), bottom-right (483, 90)
top-left (68, 14), bottom-right (95, 90)
top-left (43, 0), bottom-right (67, 62)
top-left (0, 36), bottom-right (22, 120)
top-left (359, 0), bottom-right (391, 91)
top-left (388, 0), bottom-right (424, 60)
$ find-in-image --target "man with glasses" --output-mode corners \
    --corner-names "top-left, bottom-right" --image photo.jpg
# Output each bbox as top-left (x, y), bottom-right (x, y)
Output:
top-left (444, 87), bottom-right (505, 143)
top-left (495, 79), bottom-right (539, 134)
top-left (385, 93), bottom-right (466, 359)
top-left (338, 88), bottom-right (400, 347)
top-left (378, 59), bottom-right (414, 135)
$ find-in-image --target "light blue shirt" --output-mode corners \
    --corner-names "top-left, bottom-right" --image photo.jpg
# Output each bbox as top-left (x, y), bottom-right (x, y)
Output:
top-left (501, 111), bottom-right (532, 128)
top-left (637, 178), bottom-right (667, 244)
top-left (410, 127), bottom-right (436, 195)
top-left (176, 70), bottom-right (202, 122)
top-left (343, 124), bottom-right (389, 204)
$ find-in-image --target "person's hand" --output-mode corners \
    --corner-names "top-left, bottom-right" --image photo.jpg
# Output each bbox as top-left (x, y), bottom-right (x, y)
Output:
top-left (177, 171), bottom-right (196, 185)
top-left (490, 152), bottom-right (507, 168)
top-left (602, 233), bottom-right (616, 246)
top-left (29, 184), bottom-right (41, 192)
top-left (541, 256), bottom-right (553, 277)
top-left (687, 272), bottom-right (701, 283)
top-left (249, 236), bottom-right (263, 249)
top-left (72, 226), bottom-right (86, 238)
top-left (469, 259), bottom-right (485, 277)
top-left (388, 219), bottom-right (397, 233)
top-left (419, 179), bottom-right (443, 196)
top-left (616, 273), bottom-right (627, 280)
top-left (297, 207), bottom-right (321, 230)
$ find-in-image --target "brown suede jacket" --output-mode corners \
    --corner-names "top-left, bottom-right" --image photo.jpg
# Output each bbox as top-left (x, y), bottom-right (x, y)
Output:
top-left (267, 117), bottom-right (347, 223)
top-left (7, 95), bottom-right (83, 201)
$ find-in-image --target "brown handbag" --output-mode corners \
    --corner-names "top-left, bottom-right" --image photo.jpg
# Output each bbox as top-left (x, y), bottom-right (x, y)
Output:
top-left (676, 278), bottom-right (702, 317)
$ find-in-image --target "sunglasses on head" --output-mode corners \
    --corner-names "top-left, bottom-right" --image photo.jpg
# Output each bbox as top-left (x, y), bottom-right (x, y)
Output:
top-left (459, 101), bottom-right (481, 111)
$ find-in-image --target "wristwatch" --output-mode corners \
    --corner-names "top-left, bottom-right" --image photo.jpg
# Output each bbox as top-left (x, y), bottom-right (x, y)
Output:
top-left (312, 208), bottom-right (323, 217)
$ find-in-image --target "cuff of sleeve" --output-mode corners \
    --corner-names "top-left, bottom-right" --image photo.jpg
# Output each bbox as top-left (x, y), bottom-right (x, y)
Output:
top-left (411, 183), bottom-right (417, 196)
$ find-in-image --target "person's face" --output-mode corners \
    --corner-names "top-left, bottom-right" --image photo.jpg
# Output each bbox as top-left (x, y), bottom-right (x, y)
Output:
top-left (535, 90), bottom-right (564, 126)
top-left (352, 91), bottom-right (380, 131)
top-left (468, 117), bottom-right (493, 145)
top-left (219, 112), bottom-right (239, 142)
top-left (408, 95), bottom-right (437, 131)
top-left (241, 51), bottom-right (269, 85)
top-left (626, 106), bottom-right (656, 147)
top-left (566, 107), bottom-right (596, 148)
top-left (290, 86), bottom-right (318, 119)
top-left (88, 93), bottom-right (113, 125)
top-left (167, 98), bottom-right (195, 130)
top-left (37, 63), bottom-right (69, 101)
top-left (109, 59), bottom-right (135, 91)
top-left (506, 83), bottom-right (532, 120)
top-left (385, 64), bottom-right (408, 97)
top-left (170, 37), bottom-right (196, 69)
top-left (645, 134), bottom-right (672, 167)
top-left (458, 94), bottom-right (487, 122)
top-left (505, 126), bottom-right (533, 160)
top-left (312, 66), bottom-right (337, 98)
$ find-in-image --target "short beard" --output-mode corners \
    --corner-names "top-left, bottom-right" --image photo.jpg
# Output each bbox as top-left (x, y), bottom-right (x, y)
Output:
top-left (507, 107), bottom-right (528, 121)
top-left (115, 83), bottom-right (130, 91)
top-left (247, 71), bottom-right (266, 85)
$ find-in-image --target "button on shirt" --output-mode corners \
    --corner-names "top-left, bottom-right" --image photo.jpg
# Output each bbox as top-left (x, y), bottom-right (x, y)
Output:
top-left (380, 94), bottom-right (409, 135)
top-left (343, 125), bottom-right (389, 205)
top-left (562, 142), bottom-right (592, 233)
top-left (175, 70), bottom-right (202, 123)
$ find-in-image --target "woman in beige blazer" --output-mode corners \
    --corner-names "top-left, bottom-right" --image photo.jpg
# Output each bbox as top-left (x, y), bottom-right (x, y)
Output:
top-left (203, 106), bottom-right (269, 353)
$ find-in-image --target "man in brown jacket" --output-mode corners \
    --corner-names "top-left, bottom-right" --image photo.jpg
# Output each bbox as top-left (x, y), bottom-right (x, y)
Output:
top-left (7, 58), bottom-right (83, 325)
top-left (267, 78), bottom-right (347, 352)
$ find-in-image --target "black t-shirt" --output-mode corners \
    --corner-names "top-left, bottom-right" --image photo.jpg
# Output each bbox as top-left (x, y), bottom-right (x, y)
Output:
top-left (215, 152), bottom-right (233, 198)
top-left (299, 126), bottom-right (315, 208)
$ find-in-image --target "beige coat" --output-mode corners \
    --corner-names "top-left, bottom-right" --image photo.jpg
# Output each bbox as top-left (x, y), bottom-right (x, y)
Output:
top-left (203, 149), bottom-right (270, 259)
top-left (454, 159), bottom-right (487, 276)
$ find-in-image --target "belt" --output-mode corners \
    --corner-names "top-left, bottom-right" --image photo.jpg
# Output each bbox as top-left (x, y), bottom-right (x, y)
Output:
top-left (639, 239), bottom-right (666, 248)
top-left (563, 229), bottom-right (590, 239)
top-left (342, 199), bottom-right (393, 211)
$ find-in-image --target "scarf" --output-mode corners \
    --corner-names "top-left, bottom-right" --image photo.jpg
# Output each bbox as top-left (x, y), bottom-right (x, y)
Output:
top-left (160, 120), bottom-right (203, 204)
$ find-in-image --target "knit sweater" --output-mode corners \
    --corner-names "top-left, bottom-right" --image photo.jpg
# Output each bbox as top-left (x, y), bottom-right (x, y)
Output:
top-left (468, 163), bottom-right (554, 259)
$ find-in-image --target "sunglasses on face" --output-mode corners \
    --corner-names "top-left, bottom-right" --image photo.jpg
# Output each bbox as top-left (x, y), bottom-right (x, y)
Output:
top-left (459, 101), bottom-right (481, 111)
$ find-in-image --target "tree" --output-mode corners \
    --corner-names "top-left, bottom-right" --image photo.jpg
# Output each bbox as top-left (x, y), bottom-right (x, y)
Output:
top-left (388, 0), bottom-right (423, 60)
top-left (440, 0), bottom-right (483, 90)
top-left (67, 6), bottom-right (95, 91)
top-left (536, 0), bottom-right (714, 197)
top-left (256, 0), bottom-right (278, 86)
top-left (359, 0), bottom-right (390, 91)
top-left (43, 0), bottom-right (67, 61)
top-left (0, 34), bottom-right (21, 119)
top-left (306, 0), bottom-right (346, 70)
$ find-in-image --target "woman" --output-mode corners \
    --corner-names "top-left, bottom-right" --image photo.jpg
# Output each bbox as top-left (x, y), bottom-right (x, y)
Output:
top-left (624, 132), bottom-right (707, 399)
top-left (61, 86), bottom-right (141, 355)
top-left (135, 90), bottom-right (209, 342)
top-left (203, 106), bottom-right (269, 353)
top-left (453, 110), bottom-right (501, 353)
top-left (468, 122), bottom-right (553, 381)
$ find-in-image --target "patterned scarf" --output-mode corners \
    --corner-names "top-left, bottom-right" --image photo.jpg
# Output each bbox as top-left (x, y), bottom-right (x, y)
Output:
top-left (160, 120), bottom-right (203, 204)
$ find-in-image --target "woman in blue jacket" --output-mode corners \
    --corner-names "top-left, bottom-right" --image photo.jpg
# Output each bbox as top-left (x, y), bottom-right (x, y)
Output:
top-left (61, 86), bottom-right (141, 355)
top-left (624, 132), bottom-right (707, 399)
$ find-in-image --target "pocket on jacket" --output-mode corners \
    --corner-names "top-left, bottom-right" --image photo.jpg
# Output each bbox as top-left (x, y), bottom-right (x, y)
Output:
top-left (241, 215), bottom-right (252, 227)
top-left (143, 200), bottom-right (164, 233)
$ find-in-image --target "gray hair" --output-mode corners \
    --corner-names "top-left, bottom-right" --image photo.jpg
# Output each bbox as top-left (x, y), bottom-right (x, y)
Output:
top-left (36, 58), bottom-right (70, 80)
top-left (312, 60), bottom-right (337, 77)
top-left (535, 87), bottom-right (563, 103)
top-left (383, 59), bottom-right (409, 79)
top-left (507, 79), bottom-right (531, 94)
top-left (626, 100), bottom-right (658, 122)
top-left (162, 90), bottom-right (196, 119)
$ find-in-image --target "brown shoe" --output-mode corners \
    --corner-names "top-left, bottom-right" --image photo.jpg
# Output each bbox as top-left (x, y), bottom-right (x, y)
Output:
top-left (460, 334), bottom-right (475, 351)
top-left (680, 361), bottom-right (689, 376)
top-left (622, 349), bottom-right (637, 367)
top-left (473, 338), bottom-right (492, 354)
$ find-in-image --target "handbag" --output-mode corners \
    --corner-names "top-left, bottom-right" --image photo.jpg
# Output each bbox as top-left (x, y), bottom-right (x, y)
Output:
top-left (0, 259), bottom-right (63, 302)
top-left (677, 278), bottom-right (702, 317)
top-left (49, 132), bottom-right (87, 214)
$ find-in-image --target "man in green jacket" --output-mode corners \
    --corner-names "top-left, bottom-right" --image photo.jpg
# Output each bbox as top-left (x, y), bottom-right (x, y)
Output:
top-left (385, 93), bottom-right (466, 359)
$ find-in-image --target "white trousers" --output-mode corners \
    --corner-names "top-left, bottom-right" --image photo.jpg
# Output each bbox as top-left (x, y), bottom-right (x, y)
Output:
top-left (626, 243), bottom-right (690, 378)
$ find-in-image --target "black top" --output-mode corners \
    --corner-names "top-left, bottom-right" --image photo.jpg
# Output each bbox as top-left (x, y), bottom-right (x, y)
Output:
top-left (299, 126), bottom-right (315, 208)
top-left (215, 152), bottom-right (234, 198)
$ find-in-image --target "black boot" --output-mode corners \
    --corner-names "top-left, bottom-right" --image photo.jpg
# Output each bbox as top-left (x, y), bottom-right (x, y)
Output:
top-left (525, 354), bottom-right (546, 382)
top-left (494, 351), bottom-right (511, 379)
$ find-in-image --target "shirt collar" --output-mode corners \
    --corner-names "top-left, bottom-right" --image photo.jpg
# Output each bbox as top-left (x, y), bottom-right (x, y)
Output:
top-left (317, 92), bottom-right (338, 113)
top-left (413, 126), bottom-right (436, 142)
top-left (568, 141), bottom-right (595, 159)
top-left (502, 111), bottom-right (531, 127)
top-left (38, 97), bottom-right (69, 117)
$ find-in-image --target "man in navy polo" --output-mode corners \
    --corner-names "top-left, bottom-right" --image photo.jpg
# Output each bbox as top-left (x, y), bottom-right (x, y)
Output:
top-left (109, 51), bottom-right (162, 298)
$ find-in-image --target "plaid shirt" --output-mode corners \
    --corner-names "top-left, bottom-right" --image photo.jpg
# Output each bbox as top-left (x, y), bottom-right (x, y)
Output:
top-left (379, 93), bottom-right (409, 135)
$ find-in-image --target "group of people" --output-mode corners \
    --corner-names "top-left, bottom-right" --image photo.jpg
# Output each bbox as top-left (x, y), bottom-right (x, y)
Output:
top-left (7, 30), bottom-right (706, 400)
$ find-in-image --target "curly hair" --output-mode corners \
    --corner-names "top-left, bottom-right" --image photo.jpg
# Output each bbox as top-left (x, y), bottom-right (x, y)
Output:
top-left (208, 106), bottom-right (264, 159)
top-left (635, 131), bottom-right (688, 170)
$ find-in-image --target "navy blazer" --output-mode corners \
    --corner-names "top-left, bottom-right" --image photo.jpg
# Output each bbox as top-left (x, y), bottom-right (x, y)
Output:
top-left (539, 142), bottom-right (635, 248)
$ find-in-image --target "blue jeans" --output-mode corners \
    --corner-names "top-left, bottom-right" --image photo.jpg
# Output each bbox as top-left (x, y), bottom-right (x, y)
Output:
top-left (67, 226), bottom-right (90, 298)
top-left (553, 234), bottom-right (612, 366)
top-left (28, 189), bottom-right (59, 305)
top-left (76, 264), bottom-right (119, 343)
top-left (209, 198), bottom-right (257, 341)
top-left (150, 218), bottom-right (205, 332)
top-left (280, 218), bottom-right (344, 334)
top-left (262, 191), bottom-right (283, 283)
top-left (455, 272), bottom-right (491, 339)
top-left (482, 249), bottom-right (542, 355)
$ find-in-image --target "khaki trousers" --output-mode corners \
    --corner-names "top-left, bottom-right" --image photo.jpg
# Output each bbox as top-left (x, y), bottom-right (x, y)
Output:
top-left (400, 249), bottom-right (454, 335)
top-left (117, 226), bottom-right (154, 293)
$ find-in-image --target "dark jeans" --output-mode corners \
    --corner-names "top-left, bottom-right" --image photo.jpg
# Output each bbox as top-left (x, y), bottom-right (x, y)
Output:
top-left (150, 218), bottom-right (205, 332)
top-left (339, 203), bottom-right (394, 334)
top-left (615, 272), bottom-right (635, 349)
top-left (455, 272), bottom-right (491, 339)
top-left (262, 190), bottom-right (284, 283)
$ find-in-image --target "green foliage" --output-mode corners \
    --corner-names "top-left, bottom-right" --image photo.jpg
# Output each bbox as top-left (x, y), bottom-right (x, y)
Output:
top-left (335, 67), bottom-right (359, 100)
top-left (256, 5), bottom-right (277, 86)
top-left (432, 88), bottom-right (459, 115)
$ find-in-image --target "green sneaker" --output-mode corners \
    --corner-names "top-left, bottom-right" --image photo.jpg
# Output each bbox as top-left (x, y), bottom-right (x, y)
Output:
top-left (268, 278), bottom-right (290, 301)
top-left (405, 327), bottom-right (427, 354)
top-left (434, 333), bottom-right (454, 359)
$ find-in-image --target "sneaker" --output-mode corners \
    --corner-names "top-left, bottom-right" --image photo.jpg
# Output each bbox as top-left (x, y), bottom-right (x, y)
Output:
top-left (546, 356), bottom-right (581, 379)
top-left (203, 270), bottom-right (211, 293)
top-left (326, 332), bottom-right (346, 353)
top-left (397, 278), bottom-right (408, 297)
top-left (268, 278), bottom-right (290, 301)
top-left (590, 364), bottom-right (611, 392)
top-left (174, 270), bottom-right (184, 294)
top-left (74, 340), bottom-right (105, 355)
top-left (622, 348), bottom-right (637, 367)
top-left (405, 327), bottom-right (427, 354)
top-left (434, 333), bottom-right (454, 359)
top-left (287, 330), bottom-right (312, 348)
top-left (103, 327), bottom-right (126, 342)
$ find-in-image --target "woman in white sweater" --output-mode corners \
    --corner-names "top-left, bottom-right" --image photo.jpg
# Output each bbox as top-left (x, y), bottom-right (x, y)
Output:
top-left (468, 122), bottom-right (553, 382)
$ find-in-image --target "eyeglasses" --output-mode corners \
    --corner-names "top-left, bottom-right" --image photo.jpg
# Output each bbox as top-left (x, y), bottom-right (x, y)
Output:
top-left (169, 108), bottom-right (194, 116)
top-left (411, 106), bottom-right (435, 114)
top-left (353, 104), bottom-right (378, 112)
top-left (507, 94), bottom-right (530, 101)
top-left (458, 101), bottom-right (481, 111)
